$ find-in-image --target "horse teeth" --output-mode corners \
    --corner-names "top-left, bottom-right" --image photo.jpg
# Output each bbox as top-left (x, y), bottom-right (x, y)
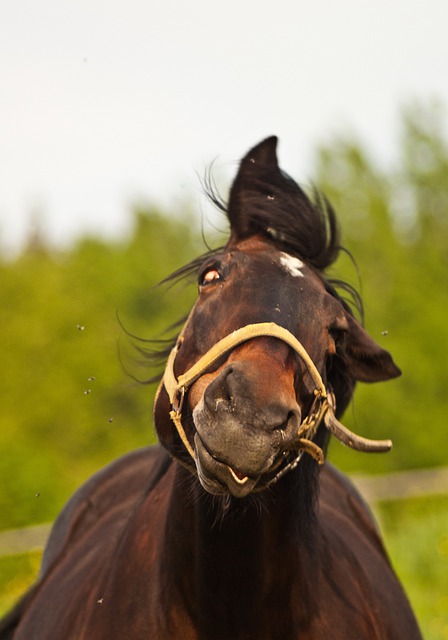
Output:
top-left (228, 466), bottom-right (249, 484)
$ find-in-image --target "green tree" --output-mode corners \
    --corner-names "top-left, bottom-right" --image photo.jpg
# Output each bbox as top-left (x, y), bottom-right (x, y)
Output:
top-left (315, 102), bottom-right (448, 473)
top-left (0, 209), bottom-right (200, 530)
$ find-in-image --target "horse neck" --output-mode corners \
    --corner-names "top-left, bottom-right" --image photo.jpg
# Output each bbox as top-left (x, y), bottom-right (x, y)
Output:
top-left (161, 463), bottom-right (320, 638)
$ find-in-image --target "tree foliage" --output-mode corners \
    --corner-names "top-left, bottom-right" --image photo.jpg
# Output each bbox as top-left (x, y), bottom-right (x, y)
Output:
top-left (315, 102), bottom-right (448, 474)
top-left (0, 210), bottom-right (201, 529)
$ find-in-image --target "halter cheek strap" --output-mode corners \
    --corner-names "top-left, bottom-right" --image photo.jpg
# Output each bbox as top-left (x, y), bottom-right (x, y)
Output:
top-left (162, 321), bottom-right (392, 466)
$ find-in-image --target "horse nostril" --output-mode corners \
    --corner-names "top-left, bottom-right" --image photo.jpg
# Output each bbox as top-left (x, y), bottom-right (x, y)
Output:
top-left (274, 410), bottom-right (301, 437)
top-left (204, 366), bottom-right (235, 414)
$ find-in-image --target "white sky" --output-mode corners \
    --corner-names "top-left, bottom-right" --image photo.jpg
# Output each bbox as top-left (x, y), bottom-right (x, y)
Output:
top-left (1, 0), bottom-right (447, 252)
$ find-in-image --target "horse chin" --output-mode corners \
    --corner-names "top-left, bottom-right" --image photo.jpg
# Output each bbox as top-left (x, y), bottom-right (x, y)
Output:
top-left (194, 434), bottom-right (260, 498)
top-left (191, 396), bottom-right (295, 498)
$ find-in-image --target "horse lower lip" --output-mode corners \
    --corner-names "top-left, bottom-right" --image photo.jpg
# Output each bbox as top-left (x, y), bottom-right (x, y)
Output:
top-left (227, 466), bottom-right (249, 484)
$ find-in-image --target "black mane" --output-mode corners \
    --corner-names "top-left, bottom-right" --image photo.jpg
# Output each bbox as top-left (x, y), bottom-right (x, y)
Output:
top-left (205, 169), bottom-right (340, 271)
top-left (202, 158), bottom-right (363, 319)
top-left (223, 135), bottom-right (341, 271)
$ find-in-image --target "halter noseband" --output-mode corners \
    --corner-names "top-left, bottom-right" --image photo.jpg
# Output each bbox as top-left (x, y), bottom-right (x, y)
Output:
top-left (162, 320), bottom-right (392, 471)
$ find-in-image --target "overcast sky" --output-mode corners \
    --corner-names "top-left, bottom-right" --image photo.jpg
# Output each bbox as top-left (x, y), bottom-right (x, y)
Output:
top-left (1, 0), bottom-right (447, 252)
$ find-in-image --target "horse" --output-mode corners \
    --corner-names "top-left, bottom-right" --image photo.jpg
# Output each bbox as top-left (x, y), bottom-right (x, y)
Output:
top-left (0, 136), bottom-right (422, 639)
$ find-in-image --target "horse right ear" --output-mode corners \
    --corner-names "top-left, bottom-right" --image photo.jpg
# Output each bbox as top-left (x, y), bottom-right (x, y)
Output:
top-left (341, 313), bottom-right (402, 383)
top-left (227, 136), bottom-right (281, 239)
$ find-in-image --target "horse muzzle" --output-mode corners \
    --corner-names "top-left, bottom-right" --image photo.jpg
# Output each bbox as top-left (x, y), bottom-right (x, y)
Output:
top-left (191, 364), bottom-right (303, 496)
top-left (162, 321), bottom-right (393, 497)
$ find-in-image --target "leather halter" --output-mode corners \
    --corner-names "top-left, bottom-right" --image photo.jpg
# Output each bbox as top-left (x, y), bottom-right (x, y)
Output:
top-left (162, 314), bottom-right (393, 474)
top-left (162, 320), bottom-right (333, 465)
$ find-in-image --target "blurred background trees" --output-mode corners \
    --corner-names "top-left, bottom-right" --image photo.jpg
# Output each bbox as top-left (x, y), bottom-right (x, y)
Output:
top-left (0, 211), bottom-right (202, 529)
top-left (316, 101), bottom-right (448, 473)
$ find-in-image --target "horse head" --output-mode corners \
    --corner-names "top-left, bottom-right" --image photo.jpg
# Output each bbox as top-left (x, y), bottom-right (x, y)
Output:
top-left (154, 137), bottom-right (400, 498)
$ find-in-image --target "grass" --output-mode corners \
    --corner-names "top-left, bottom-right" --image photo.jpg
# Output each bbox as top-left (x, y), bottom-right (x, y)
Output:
top-left (0, 495), bottom-right (447, 638)
top-left (376, 494), bottom-right (448, 640)
top-left (0, 550), bottom-right (42, 618)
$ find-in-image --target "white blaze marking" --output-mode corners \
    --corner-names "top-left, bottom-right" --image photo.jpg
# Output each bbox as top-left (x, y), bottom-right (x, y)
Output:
top-left (279, 252), bottom-right (304, 278)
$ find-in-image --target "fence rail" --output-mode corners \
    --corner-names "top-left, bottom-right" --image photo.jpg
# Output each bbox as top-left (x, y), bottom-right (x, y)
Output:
top-left (351, 465), bottom-right (448, 503)
top-left (0, 523), bottom-right (50, 557)
top-left (1, 466), bottom-right (448, 557)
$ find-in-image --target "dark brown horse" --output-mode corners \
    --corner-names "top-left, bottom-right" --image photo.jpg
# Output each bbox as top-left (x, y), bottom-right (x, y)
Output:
top-left (1, 137), bottom-right (422, 639)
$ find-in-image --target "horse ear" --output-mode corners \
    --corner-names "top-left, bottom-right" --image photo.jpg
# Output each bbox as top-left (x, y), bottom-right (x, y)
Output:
top-left (228, 136), bottom-right (280, 238)
top-left (342, 313), bottom-right (401, 383)
top-left (241, 136), bottom-right (279, 166)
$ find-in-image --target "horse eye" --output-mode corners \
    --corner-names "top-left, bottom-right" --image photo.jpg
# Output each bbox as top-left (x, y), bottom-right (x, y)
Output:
top-left (328, 314), bottom-right (349, 350)
top-left (328, 327), bottom-right (346, 353)
top-left (200, 268), bottom-right (221, 287)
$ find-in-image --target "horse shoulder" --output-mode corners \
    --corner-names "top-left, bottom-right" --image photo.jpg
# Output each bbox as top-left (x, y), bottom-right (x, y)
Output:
top-left (319, 462), bottom-right (384, 553)
top-left (41, 445), bottom-right (170, 574)
top-left (0, 446), bottom-right (172, 640)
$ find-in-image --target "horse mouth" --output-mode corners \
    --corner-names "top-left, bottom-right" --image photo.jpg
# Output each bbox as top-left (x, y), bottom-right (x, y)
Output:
top-left (194, 434), bottom-right (260, 498)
